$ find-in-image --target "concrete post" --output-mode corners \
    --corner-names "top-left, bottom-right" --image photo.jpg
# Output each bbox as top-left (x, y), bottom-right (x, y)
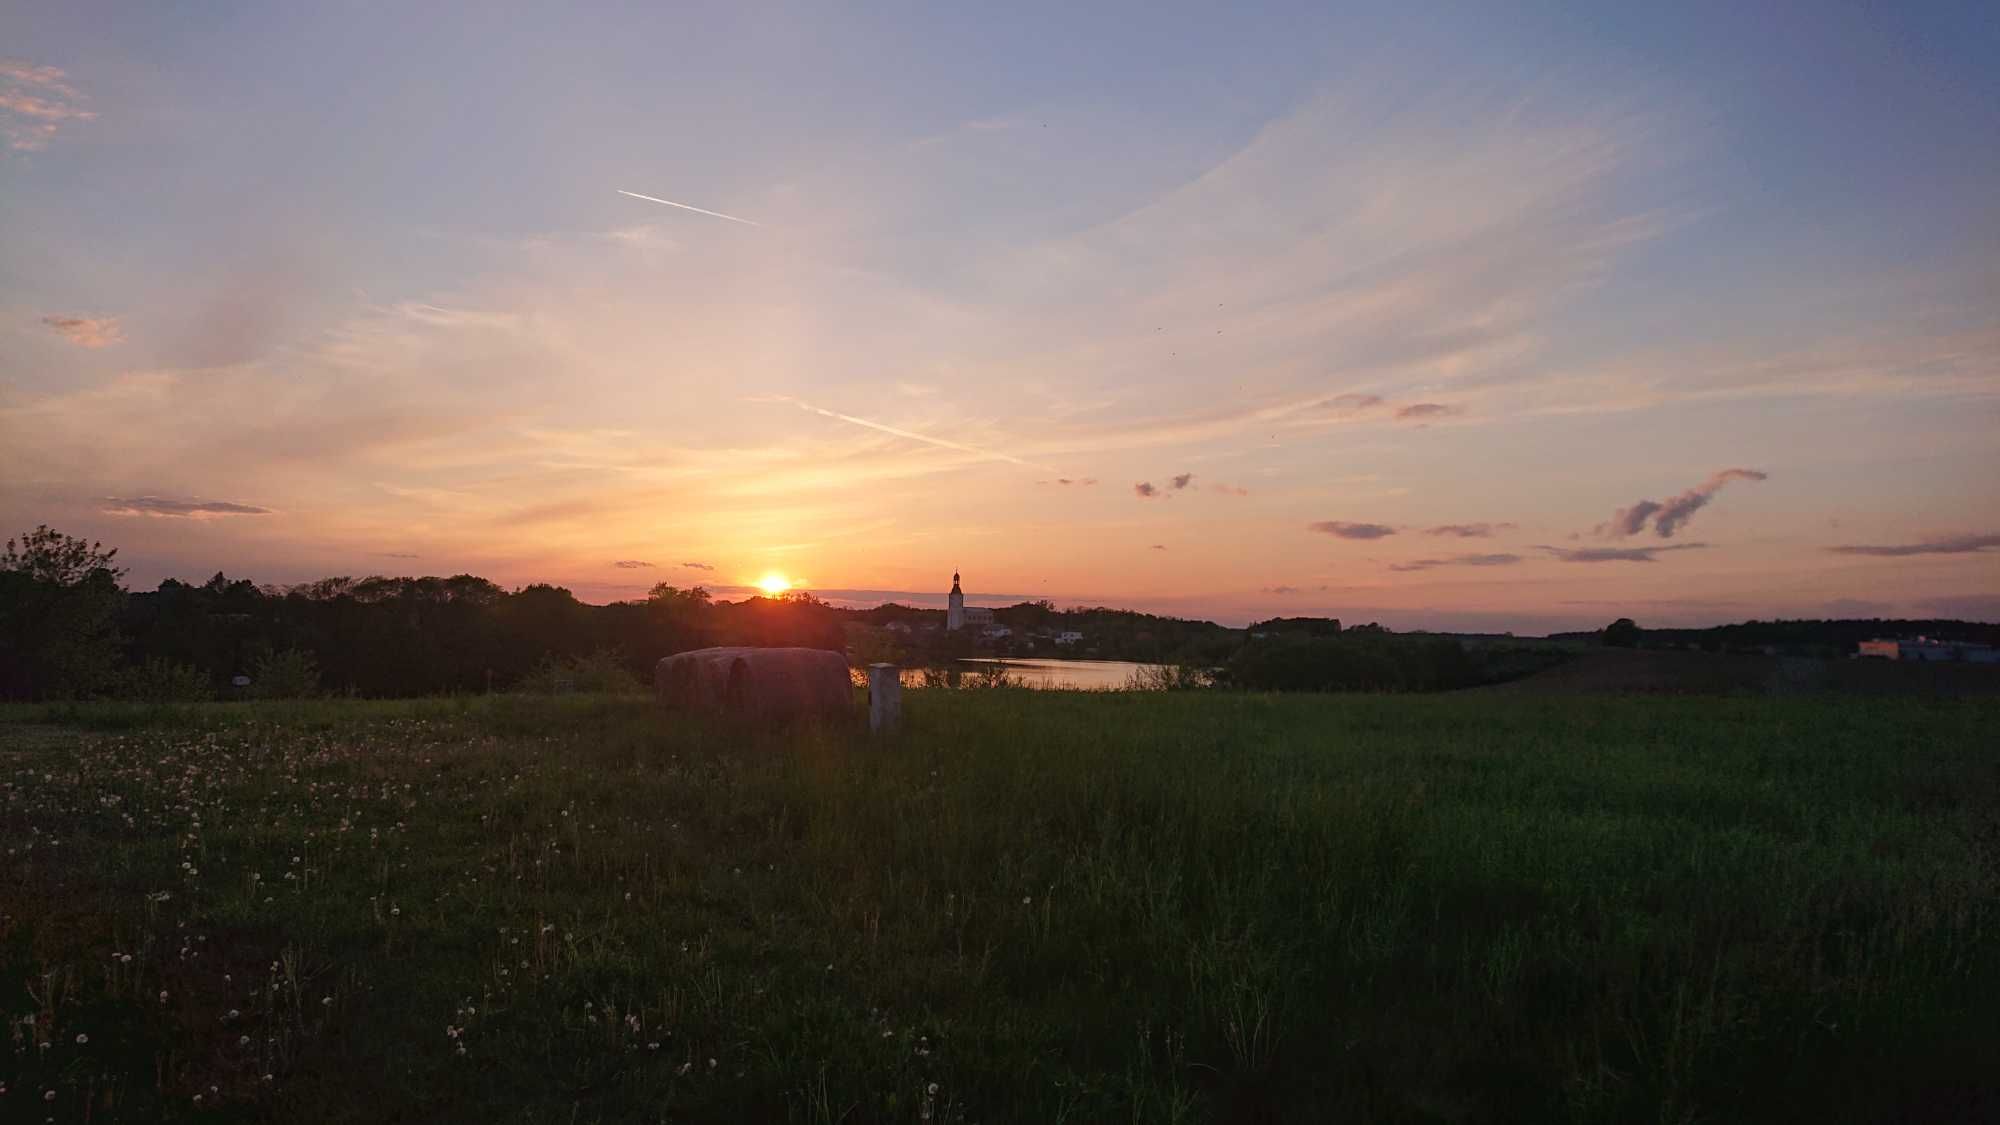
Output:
top-left (867, 663), bottom-right (902, 735)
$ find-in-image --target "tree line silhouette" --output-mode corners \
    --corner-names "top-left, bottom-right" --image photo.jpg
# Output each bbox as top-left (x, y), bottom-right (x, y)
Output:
top-left (0, 526), bottom-right (843, 700)
top-left (7, 524), bottom-right (1990, 701)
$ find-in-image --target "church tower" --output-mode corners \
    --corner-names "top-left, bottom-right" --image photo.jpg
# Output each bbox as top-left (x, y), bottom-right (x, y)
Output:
top-left (947, 570), bottom-right (965, 631)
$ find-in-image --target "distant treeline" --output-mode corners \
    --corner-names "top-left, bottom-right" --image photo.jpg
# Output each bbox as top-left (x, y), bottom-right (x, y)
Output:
top-left (1221, 622), bottom-right (1572, 692)
top-left (0, 527), bottom-right (845, 700)
top-left (1554, 618), bottom-right (2000, 656)
top-left (6, 525), bottom-right (1994, 701)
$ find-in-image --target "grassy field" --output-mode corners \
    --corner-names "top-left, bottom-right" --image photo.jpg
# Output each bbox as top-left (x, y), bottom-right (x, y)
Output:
top-left (3, 691), bottom-right (1995, 1123)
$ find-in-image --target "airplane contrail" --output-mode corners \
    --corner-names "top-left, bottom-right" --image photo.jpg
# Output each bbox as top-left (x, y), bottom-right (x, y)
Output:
top-left (759, 395), bottom-right (1060, 472)
top-left (616, 189), bottom-right (760, 227)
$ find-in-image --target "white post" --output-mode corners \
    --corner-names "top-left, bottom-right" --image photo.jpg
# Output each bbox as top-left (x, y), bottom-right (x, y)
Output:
top-left (867, 663), bottom-right (902, 735)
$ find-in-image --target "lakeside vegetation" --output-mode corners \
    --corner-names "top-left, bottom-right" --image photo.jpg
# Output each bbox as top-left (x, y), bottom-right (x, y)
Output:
top-left (5, 691), bottom-right (1995, 1122)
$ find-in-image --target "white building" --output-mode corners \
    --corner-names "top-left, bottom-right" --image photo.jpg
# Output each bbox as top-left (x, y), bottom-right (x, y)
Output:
top-left (1055, 630), bottom-right (1084, 646)
top-left (945, 572), bottom-right (993, 630)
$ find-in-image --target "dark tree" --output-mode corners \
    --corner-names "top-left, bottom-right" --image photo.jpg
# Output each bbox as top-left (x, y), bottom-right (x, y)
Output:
top-left (0, 526), bottom-right (129, 698)
top-left (1602, 618), bottom-right (1642, 648)
top-left (2, 525), bottom-right (125, 585)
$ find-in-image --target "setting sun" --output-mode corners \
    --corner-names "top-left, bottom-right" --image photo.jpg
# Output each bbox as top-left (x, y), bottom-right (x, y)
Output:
top-left (756, 572), bottom-right (793, 596)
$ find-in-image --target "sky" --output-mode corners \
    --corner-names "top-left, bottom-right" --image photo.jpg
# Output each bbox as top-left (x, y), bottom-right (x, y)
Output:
top-left (3, 1), bottom-right (1997, 632)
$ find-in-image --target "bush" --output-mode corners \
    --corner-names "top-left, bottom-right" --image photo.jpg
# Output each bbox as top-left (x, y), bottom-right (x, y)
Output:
top-left (1125, 663), bottom-right (1212, 691)
top-left (0, 527), bottom-right (128, 700)
top-left (912, 663), bottom-right (1017, 689)
top-left (124, 657), bottom-right (213, 702)
top-left (251, 648), bottom-right (322, 699)
top-left (1602, 617), bottom-right (1642, 648)
top-left (1225, 634), bottom-right (1476, 692)
top-left (515, 649), bottom-right (643, 695)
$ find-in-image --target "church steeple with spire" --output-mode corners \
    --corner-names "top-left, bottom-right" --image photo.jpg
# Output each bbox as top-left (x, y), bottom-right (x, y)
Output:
top-left (947, 570), bottom-right (965, 631)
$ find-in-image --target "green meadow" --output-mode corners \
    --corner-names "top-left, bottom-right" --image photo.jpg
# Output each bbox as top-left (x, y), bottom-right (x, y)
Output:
top-left (3, 691), bottom-right (1995, 1122)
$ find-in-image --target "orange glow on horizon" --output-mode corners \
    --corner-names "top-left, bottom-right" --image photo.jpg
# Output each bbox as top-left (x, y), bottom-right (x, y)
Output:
top-left (756, 572), bottom-right (794, 596)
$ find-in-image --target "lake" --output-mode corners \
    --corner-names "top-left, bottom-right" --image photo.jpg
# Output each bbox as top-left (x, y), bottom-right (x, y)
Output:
top-left (944, 658), bottom-right (1166, 690)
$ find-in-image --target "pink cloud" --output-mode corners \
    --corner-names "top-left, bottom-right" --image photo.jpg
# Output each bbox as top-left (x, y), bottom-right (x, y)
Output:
top-left (1, 60), bottom-right (95, 151)
top-left (1309, 521), bottom-right (1396, 540)
top-left (1394, 402), bottom-right (1459, 421)
top-left (1598, 469), bottom-right (1768, 539)
top-left (42, 315), bottom-right (123, 349)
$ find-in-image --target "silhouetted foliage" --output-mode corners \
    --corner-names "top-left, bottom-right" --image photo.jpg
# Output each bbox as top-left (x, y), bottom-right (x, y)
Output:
top-left (1226, 632), bottom-right (1478, 692)
top-left (251, 648), bottom-right (322, 699)
top-left (1221, 630), bottom-right (1576, 693)
top-left (1602, 618), bottom-right (1642, 648)
top-left (0, 526), bottom-right (129, 699)
top-left (4, 525), bottom-right (1991, 702)
top-left (123, 657), bottom-right (214, 702)
top-left (1552, 618), bottom-right (2000, 657)
top-left (515, 649), bottom-right (644, 695)
top-left (0, 526), bottom-right (858, 700)
top-left (1247, 616), bottom-right (1344, 636)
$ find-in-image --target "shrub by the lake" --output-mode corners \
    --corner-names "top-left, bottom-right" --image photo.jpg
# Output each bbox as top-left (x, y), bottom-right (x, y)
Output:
top-left (515, 648), bottom-right (645, 695)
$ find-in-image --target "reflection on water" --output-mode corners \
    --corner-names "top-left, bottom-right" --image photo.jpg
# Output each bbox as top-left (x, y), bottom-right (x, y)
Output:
top-left (903, 658), bottom-right (1167, 691)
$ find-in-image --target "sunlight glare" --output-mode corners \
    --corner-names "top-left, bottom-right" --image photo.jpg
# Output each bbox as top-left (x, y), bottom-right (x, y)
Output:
top-left (757, 572), bottom-right (793, 596)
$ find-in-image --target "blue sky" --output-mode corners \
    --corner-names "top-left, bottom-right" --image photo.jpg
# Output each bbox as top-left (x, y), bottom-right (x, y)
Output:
top-left (4, 1), bottom-right (1996, 629)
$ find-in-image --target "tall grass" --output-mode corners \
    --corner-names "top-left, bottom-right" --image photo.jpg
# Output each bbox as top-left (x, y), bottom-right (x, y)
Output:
top-left (2, 692), bottom-right (1994, 1122)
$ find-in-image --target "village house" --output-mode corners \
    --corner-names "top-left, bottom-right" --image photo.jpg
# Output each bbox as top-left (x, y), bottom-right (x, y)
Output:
top-left (1857, 636), bottom-right (2000, 663)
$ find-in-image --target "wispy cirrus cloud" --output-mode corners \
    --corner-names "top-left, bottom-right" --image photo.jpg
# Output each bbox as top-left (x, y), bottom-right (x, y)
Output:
top-left (612, 559), bottom-right (655, 568)
top-left (1210, 483), bottom-right (1249, 496)
top-left (1389, 552), bottom-right (1523, 572)
top-left (1323, 393), bottom-right (1382, 413)
top-left (1539, 543), bottom-right (1708, 563)
top-left (1827, 532), bottom-right (2000, 558)
top-left (1394, 402), bottom-right (1460, 421)
top-left (1599, 469), bottom-right (1767, 538)
top-left (41, 315), bottom-right (123, 349)
top-left (681, 561), bottom-right (715, 571)
top-left (1425, 522), bottom-right (1515, 538)
top-left (1309, 521), bottom-right (1396, 540)
top-left (1, 59), bottom-right (95, 151)
top-left (756, 394), bottom-right (1060, 473)
top-left (102, 496), bottom-right (272, 519)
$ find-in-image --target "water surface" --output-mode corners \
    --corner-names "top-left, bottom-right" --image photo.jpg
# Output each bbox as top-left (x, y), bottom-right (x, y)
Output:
top-left (946, 658), bottom-right (1166, 690)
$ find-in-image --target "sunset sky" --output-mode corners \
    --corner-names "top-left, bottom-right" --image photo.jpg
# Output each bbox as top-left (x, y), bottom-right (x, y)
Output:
top-left (4, 2), bottom-right (1996, 631)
